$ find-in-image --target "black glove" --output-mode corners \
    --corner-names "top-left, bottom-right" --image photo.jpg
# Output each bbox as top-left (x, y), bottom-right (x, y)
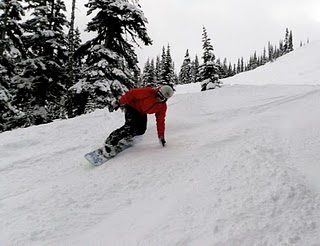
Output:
top-left (111, 100), bottom-right (120, 111)
top-left (159, 137), bottom-right (166, 147)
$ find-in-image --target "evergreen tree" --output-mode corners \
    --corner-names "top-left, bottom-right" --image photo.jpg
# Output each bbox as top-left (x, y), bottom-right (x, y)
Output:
top-left (160, 44), bottom-right (174, 86)
top-left (221, 58), bottom-right (228, 77)
top-left (64, 0), bottom-right (84, 118)
top-left (72, 27), bottom-right (82, 74)
top-left (227, 62), bottom-right (234, 77)
top-left (236, 58), bottom-right (241, 73)
top-left (274, 44), bottom-right (280, 59)
top-left (262, 47), bottom-right (267, 64)
top-left (67, 0), bottom-right (77, 87)
top-left (141, 58), bottom-right (150, 86)
top-left (172, 65), bottom-right (179, 85)
top-left (216, 57), bottom-right (227, 78)
top-left (216, 57), bottom-right (228, 78)
top-left (282, 28), bottom-right (293, 54)
top-left (13, 0), bottom-right (69, 126)
top-left (65, 26), bottom-right (84, 117)
top-left (252, 51), bottom-right (258, 69)
top-left (240, 57), bottom-right (244, 72)
top-left (141, 58), bottom-right (155, 87)
top-left (159, 46), bottom-right (166, 84)
top-left (149, 59), bottom-right (155, 86)
top-left (201, 26), bottom-right (214, 63)
top-left (0, 0), bottom-right (25, 131)
top-left (283, 28), bottom-right (289, 53)
top-left (178, 49), bottom-right (192, 84)
top-left (191, 55), bottom-right (199, 83)
top-left (288, 30), bottom-right (293, 52)
top-left (155, 55), bottom-right (161, 83)
top-left (0, 0), bottom-right (25, 58)
top-left (268, 41), bottom-right (273, 61)
top-left (197, 26), bottom-right (221, 91)
top-left (279, 40), bottom-right (284, 56)
top-left (72, 0), bottom-right (152, 113)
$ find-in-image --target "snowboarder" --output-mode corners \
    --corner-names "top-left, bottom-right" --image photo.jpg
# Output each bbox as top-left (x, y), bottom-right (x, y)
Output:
top-left (104, 85), bottom-right (175, 157)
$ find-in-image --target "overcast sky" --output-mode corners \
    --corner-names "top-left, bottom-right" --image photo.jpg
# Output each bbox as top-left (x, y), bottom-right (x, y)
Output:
top-left (66, 0), bottom-right (320, 71)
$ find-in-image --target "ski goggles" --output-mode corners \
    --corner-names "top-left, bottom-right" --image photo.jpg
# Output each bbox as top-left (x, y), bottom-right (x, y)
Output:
top-left (157, 91), bottom-right (167, 102)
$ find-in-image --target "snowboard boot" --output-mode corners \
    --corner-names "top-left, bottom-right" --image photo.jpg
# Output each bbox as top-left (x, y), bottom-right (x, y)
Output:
top-left (103, 144), bottom-right (118, 157)
top-left (114, 137), bottom-right (133, 154)
top-left (118, 137), bottom-right (133, 148)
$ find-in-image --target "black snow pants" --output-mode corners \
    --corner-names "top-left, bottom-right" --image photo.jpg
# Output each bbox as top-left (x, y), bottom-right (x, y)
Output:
top-left (105, 106), bottom-right (147, 151)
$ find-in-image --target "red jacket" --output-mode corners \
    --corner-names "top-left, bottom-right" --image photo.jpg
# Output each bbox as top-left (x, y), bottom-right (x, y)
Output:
top-left (119, 87), bottom-right (167, 138)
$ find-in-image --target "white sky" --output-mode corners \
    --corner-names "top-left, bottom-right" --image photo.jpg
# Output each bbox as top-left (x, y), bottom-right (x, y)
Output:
top-left (66, 0), bottom-right (320, 71)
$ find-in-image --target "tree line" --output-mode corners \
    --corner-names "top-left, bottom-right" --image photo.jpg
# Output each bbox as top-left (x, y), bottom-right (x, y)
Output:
top-left (0, 0), bottom-right (297, 132)
top-left (141, 27), bottom-right (295, 90)
top-left (0, 0), bottom-right (151, 132)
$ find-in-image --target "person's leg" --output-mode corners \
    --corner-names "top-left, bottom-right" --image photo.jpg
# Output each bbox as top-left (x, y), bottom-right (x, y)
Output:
top-left (132, 112), bottom-right (147, 136)
top-left (104, 106), bottom-right (146, 156)
top-left (123, 105), bottom-right (147, 136)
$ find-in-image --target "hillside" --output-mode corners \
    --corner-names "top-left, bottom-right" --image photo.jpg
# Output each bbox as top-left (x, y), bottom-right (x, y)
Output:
top-left (1, 42), bottom-right (320, 245)
top-left (223, 40), bottom-right (320, 85)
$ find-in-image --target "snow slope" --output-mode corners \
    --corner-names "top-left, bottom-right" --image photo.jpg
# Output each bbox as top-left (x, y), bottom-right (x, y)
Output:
top-left (1, 42), bottom-right (320, 245)
top-left (223, 40), bottom-right (320, 86)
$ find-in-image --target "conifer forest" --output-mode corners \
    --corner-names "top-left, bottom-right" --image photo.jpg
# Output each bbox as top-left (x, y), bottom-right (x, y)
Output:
top-left (0, 0), bottom-right (295, 132)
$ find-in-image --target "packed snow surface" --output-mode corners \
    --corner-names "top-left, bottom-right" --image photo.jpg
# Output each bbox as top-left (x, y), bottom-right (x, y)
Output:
top-left (1, 42), bottom-right (320, 245)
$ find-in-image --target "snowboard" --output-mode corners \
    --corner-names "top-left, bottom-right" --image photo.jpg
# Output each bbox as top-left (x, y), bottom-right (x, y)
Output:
top-left (85, 144), bottom-right (132, 166)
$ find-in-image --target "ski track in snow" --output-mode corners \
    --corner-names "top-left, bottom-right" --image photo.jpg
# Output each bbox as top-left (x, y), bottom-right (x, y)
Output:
top-left (2, 43), bottom-right (320, 245)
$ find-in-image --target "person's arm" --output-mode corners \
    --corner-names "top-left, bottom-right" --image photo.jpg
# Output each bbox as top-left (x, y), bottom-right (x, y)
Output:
top-left (119, 90), bottom-right (134, 105)
top-left (155, 105), bottom-right (167, 146)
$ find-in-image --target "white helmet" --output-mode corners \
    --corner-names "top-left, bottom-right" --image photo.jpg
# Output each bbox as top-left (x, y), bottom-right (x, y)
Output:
top-left (159, 85), bottom-right (174, 100)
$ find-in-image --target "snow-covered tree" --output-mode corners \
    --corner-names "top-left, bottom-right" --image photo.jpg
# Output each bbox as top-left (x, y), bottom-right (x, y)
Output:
top-left (67, 0), bottom-right (77, 87)
top-left (283, 28), bottom-right (289, 53)
top-left (268, 41), bottom-right (274, 61)
top-left (228, 62), bottom-right (234, 77)
top-left (65, 0), bottom-right (82, 117)
top-left (261, 47), bottom-right (267, 65)
top-left (288, 30), bottom-right (293, 52)
top-left (0, 0), bottom-right (26, 131)
top-left (155, 55), bottom-right (161, 83)
top-left (141, 58), bottom-right (156, 87)
top-left (179, 49), bottom-right (192, 84)
top-left (12, 0), bottom-right (70, 126)
top-left (219, 57), bottom-right (229, 78)
top-left (190, 55), bottom-right (199, 83)
top-left (283, 28), bottom-right (294, 54)
top-left (197, 26), bottom-right (221, 91)
top-left (160, 44), bottom-right (175, 86)
top-left (159, 46), bottom-right (166, 83)
top-left (236, 58), bottom-right (241, 73)
top-left (72, 0), bottom-right (152, 113)
top-left (0, 0), bottom-right (25, 58)
top-left (240, 57), bottom-right (244, 72)
top-left (248, 51), bottom-right (258, 70)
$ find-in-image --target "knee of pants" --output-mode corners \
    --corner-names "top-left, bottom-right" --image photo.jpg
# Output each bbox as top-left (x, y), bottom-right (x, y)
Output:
top-left (135, 127), bottom-right (146, 136)
top-left (135, 129), bottom-right (146, 136)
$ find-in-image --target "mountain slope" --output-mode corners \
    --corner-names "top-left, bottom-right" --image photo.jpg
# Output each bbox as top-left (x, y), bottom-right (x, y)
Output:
top-left (1, 42), bottom-right (320, 245)
top-left (223, 40), bottom-right (320, 85)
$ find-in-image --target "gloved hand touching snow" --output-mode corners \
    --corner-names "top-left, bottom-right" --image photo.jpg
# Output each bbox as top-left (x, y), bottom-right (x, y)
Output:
top-left (110, 100), bottom-right (121, 111)
top-left (159, 137), bottom-right (166, 147)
